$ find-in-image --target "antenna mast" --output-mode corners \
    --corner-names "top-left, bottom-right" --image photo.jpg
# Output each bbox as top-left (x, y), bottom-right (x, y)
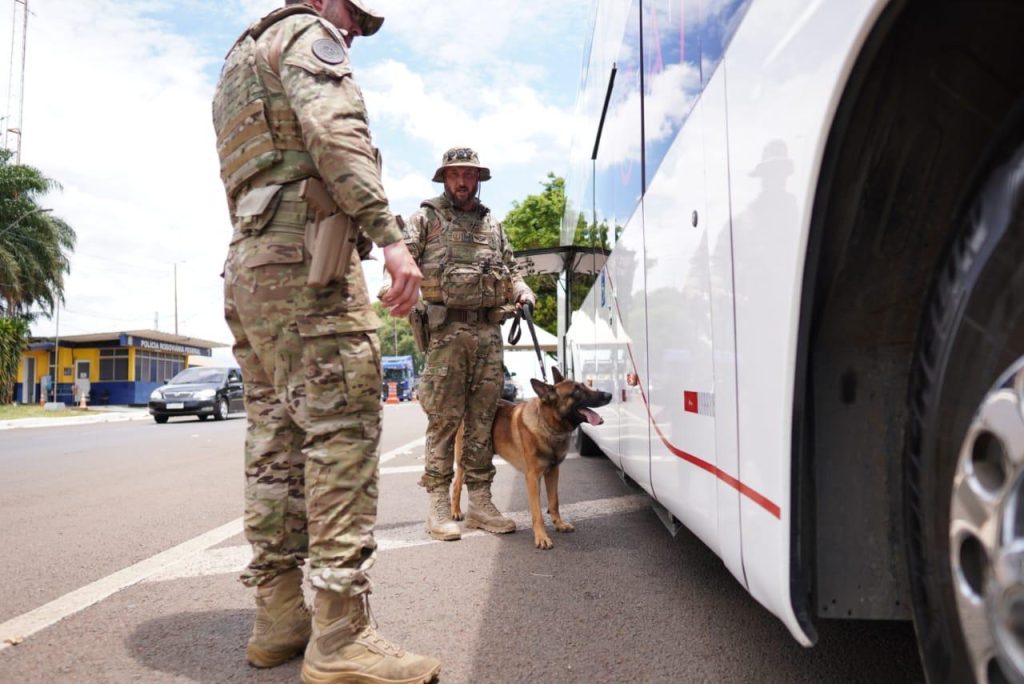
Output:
top-left (5, 0), bottom-right (29, 163)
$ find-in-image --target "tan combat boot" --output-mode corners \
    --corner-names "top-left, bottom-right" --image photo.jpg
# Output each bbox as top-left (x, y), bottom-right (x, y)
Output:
top-left (246, 567), bottom-right (311, 668)
top-left (426, 488), bottom-right (461, 541)
top-left (465, 486), bottom-right (516, 534)
top-left (301, 591), bottom-right (442, 684)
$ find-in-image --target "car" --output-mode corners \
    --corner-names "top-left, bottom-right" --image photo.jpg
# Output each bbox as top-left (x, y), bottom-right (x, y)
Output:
top-left (501, 366), bottom-right (517, 402)
top-left (148, 367), bottom-right (245, 424)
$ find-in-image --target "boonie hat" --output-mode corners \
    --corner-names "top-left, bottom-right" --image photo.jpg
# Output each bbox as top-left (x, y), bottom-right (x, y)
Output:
top-left (346, 0), bottom-right (384, 37)
top-left (283, 0), bottom-right (384, 37)
top-left (432, 147), bottom-right (492, 183)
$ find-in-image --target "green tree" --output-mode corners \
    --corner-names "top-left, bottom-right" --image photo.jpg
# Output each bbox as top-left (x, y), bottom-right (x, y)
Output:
top-left (503, 173), bottom-right (607, 334)
top-left (0, 317), bottom-right (28, 404)
top-left (0, 149), bottom-right (75, 318)
top-left (373, 302), bottom-right (425, 371)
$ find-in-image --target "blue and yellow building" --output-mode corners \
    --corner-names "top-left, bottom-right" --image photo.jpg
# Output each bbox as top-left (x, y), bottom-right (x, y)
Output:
top-left (15, 330), bottom-right (227, 405)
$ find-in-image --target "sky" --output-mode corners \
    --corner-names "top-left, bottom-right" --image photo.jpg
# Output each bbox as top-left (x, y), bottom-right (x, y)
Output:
top-left (1, 0), bottom-right (592, 362)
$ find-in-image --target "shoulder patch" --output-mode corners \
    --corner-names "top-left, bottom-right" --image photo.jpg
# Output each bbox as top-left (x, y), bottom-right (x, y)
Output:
top-left (312, 38), bottom-right (346, 65)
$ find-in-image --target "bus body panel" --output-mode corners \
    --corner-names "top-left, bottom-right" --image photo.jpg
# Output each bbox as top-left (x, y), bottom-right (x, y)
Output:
top-left (567, 0), bottom-right (893, 647)
top-left (703, 71), bottom-right (746, 587)
top-left (643, 101), bottom-right (722, 554)
top-left (724, 0), bottom-right (888, 640)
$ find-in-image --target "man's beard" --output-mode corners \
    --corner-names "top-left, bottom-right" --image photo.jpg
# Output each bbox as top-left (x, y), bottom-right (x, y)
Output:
top-left (446, 184), bottom-right (477, 209)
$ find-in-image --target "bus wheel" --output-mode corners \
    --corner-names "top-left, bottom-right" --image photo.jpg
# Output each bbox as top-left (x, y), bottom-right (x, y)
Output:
top-left (906, 137), bottom-right (1024, 683)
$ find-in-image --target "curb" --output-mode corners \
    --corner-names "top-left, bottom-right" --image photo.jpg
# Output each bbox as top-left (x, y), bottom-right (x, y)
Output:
top-left (0, 412), bottom-right (152, 431)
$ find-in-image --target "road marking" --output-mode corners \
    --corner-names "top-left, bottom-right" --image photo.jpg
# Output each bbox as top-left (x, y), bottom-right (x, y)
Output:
top-left (0, 518), bottom-right (243, 652)
top-left (142, 494), bottom-right (650, 583)
top-left (379, 436), bottom-right (426, 465)
top-left (381, 453), bottom-right (579, 477)
top-left (0, 443), bottom-right (606, 651)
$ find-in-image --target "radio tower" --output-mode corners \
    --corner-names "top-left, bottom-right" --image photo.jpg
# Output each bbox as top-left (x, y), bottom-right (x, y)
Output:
top-left (5, 0), bottom-right (29, 163)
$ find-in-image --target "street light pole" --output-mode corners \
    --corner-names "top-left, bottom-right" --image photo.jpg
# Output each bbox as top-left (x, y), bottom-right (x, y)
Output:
top-left (0, 206), bottom-right (52, 240)
top-left (173, 260), bottom-right (185, 335)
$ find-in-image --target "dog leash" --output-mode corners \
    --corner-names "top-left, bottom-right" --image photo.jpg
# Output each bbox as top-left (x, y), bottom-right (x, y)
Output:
top-left (508, 302), bottom-right (548, 383)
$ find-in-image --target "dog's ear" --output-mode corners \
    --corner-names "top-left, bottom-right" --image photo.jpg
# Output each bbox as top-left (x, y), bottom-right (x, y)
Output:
top-left (531, 378), bottom-right (555, 403)
top-left (551, 366), bottom-right (564, 384)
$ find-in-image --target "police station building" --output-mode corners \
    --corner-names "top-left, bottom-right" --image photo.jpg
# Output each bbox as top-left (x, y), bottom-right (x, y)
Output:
top-left (15, 330), bottom-right (227, 406)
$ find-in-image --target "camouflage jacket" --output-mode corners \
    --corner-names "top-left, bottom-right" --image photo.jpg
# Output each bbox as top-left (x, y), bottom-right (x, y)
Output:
top-left (212, 5), bottom-right (402, 248)
top-left (403, 194), bottom-right (532, 306)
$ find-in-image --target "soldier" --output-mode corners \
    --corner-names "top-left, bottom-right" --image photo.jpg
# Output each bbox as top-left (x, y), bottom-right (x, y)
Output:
top-left (212, 2), bottom-right (440, 683)
top-left (400, 147), bottom-right (536, 542)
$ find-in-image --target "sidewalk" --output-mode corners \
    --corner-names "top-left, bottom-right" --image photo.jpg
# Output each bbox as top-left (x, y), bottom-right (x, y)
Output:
top-left (0, 406), bottom-right (152, 431)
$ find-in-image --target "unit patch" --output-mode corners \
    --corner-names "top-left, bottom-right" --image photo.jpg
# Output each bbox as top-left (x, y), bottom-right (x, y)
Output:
top-left (312, 38), bottom-right (346, 65)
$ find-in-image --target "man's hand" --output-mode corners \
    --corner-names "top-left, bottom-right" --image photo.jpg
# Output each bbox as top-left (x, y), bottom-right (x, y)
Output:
top-left (516, 294), bottom-right (536, 313)
top-left (381, 241), bottom-right (422, 317)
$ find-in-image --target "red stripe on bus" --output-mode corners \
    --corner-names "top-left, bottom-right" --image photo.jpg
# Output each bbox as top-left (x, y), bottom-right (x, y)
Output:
top-left (604, 273), bottom-right (782, 520)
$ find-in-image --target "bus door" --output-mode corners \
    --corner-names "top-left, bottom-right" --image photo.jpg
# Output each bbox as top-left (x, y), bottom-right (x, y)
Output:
top-left (640, 0), bottom-right (721, 551)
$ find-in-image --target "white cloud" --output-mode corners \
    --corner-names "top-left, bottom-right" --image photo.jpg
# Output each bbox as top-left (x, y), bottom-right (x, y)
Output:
top-left (2, 0), bottom-right (590, 348)
top-left (363, 59), bottom-right (574, 169)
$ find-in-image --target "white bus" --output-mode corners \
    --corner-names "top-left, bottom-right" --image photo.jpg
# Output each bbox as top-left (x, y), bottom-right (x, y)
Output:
top-left (559, 1), bottom-right (1024, 681)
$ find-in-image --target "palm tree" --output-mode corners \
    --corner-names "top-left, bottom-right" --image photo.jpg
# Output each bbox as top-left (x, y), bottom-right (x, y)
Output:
top-left (0, 148), bottom-right (75, 318)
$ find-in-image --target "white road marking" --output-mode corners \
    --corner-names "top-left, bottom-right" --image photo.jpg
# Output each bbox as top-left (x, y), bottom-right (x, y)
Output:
top-left (0, 442), bottom-right (611, 651)
top-left (0, 518), bottom-right (242, 652)
top-left (379, 436), bottom-right (426, 465)
top-left (143, 494), bottom-right (651, 583)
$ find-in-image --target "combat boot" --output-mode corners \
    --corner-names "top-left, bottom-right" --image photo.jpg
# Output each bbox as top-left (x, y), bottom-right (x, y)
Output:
top-left (301, 591), bottom-right (442, 684)
top-left (426, 488), bottom-right (461, 541)
top-left (246, 567), bottom-right (311, 668)
top-left (465, 486), bottom-right (516, 534)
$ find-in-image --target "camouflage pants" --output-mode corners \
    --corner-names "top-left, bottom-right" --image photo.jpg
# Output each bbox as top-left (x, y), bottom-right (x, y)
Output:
top-left (418, 320), bottom-right (503, 491)
top-left (223, 227), bottom-right (382, 596)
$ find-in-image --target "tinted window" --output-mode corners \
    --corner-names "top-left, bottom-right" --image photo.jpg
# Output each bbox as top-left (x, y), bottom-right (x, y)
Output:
top-left (594, 0), bottom-right (643, 247)
top-left (170, 368), bottom-right (225, 385)
top-left (642, 0), bottom-right (704, 183)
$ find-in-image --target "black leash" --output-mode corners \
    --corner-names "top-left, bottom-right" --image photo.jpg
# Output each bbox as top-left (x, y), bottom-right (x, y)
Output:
top-left (507, 302), bottom-right (547, 383)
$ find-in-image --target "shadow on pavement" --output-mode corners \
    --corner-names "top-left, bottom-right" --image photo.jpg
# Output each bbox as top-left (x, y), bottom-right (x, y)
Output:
top-left (460, 457), bottom-right (925, 684)
top-left (128, 609), bottom-right (302, 683)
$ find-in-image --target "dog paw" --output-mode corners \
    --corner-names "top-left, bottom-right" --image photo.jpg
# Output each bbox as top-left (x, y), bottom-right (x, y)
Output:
top-left (534, 535), bottom-right (554, 550)
top-left (554, 520), bottom-right (575, 533)
top-left (451, 508), bottom-right (464, 521)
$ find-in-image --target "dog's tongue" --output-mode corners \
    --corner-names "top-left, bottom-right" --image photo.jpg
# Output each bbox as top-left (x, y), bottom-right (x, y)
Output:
top-left (580, 407), bottom-right (604, 426)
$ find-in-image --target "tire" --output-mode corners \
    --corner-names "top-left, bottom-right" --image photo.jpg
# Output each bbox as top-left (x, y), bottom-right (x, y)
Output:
top-left (213, 397), bottom-right (228, 421)
top-left (905, 138), bottom-right (1024, 683)
top-left (153, 415), bottom-right (168, 424)
top-left (576, 426), bottom-right (603, 458)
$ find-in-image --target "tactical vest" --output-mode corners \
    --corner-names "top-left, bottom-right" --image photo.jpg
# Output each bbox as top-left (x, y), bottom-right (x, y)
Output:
top-left (212, 5), bottom-right (319, 206)
top-left (419, 198), bottom-right (514, 310)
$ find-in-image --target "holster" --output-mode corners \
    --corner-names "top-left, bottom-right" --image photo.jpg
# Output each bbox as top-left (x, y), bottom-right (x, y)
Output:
top-left (300, 178), bottom-right (356, 288)
top-left (408, 302), bottom-right (430, 353)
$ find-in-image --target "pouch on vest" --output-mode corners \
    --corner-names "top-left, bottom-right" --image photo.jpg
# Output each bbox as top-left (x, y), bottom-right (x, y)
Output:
top-left (234, 184), bottom-right (283, 236)
top-left (440, 263), bottom-right (511, 310)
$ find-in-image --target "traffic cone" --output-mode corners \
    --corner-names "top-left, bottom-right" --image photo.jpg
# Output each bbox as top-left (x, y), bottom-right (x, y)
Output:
top-left (386, 381), bottom-right (399, 404)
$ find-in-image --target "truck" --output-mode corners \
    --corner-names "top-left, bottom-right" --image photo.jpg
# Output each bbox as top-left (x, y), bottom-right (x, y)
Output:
top-left (381, 355), bottom-right (416, 402)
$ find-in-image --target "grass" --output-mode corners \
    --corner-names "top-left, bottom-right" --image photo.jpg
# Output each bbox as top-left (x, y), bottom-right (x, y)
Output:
top-left (0, 404), bottom-right (94, 420)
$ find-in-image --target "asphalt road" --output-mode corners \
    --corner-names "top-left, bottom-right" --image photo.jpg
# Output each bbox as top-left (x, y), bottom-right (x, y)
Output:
top-left (0, 403), bottom-right (925, 683)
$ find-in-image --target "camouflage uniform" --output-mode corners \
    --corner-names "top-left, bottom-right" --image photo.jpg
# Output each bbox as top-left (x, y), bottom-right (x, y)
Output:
top-left (404, 188), bottom-right (534, 494)
top-left (214, 4), bottom-right (401, 596)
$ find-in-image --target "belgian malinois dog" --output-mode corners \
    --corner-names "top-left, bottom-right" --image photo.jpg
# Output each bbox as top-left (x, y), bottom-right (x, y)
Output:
top-left (452, 367), bottom-right (613, 549)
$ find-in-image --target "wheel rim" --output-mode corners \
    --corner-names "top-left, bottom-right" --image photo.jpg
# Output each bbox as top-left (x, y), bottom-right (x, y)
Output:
top-left (219, 399), bottom-right (227, 416)
top-left (951, 356), bottom-right (1024, 683)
